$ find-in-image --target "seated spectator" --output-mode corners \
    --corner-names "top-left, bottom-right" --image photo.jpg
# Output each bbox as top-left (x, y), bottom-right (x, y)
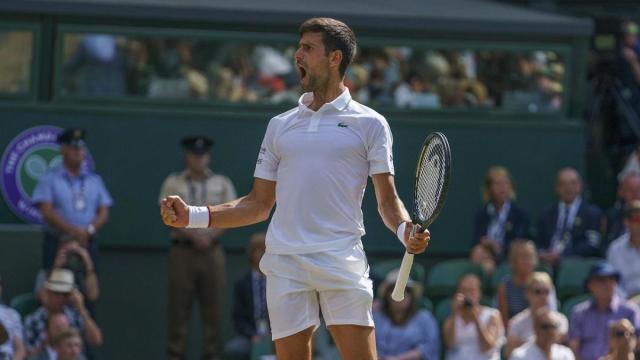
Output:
top-left (496, 240), bottom-right (538, 326)
top-left (607, 200), bottom-right (640, 297)
top-left (34, 242), bottom-right (99, 313)
top-left (470, 242), bottom-right (498, 278)
top-left (63, 34), bottom-right (125, 96)
top-left (373, 269), bottom-right (440, 360)
top-left (472, 166), bottom-right (530, 264)
top-left (225, 233), bottom-right (269, 360)
top-left (604, 173), bottom-right (640, 250)
top-left (28, 312), bottom-right (70, 360)
top-left (443, 273), bottom-right (504, 360)
top-left (509, 307), bottom-right (574, 360)
top-left (24, 269), bottom-right (102, 357)
top-left (536, 167), bottom-right (603, 265)
top-left (0, 274), bottom-right (25, 360)
top-left (30, 328), bottom-right (86, 360)
top-left (569, 262), bottom-right (640, 360)
top-left (597, 319), bottom-right (637, 360)
top-left (505, 272), bottom-right (566, 358)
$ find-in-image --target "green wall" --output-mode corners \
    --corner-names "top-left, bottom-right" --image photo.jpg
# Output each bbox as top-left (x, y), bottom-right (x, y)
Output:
top-left (0, 105), bottom-right (584, 255)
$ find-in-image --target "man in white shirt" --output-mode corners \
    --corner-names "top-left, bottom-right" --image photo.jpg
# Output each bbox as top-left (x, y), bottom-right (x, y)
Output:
top-left (607, 200), bottom-right (640, 297)
top-left (510, 308), bottom-right (574, 360)
top-left (160, 17), bottom-right (430, 360)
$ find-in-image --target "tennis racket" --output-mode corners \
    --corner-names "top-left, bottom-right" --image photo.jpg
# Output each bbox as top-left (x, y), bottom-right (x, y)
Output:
top-left (392, 132), bottom-right (451, 301)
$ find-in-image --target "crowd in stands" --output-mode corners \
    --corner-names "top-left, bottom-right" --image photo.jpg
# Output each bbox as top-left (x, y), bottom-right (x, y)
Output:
top-left (58, 33), bottom-right (565, 113)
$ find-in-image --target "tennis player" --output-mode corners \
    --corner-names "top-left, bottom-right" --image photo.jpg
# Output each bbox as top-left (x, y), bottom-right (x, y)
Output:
top-left (160, 17), bottom-right (431, 360)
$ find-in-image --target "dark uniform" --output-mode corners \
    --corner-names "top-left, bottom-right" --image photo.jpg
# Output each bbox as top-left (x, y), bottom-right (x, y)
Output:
top-left (159, 136), bottom-right (237, 360)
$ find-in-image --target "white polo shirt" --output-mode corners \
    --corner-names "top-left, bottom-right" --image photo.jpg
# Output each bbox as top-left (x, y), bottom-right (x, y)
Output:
top-left (254, 88), bottom-right (394, 254)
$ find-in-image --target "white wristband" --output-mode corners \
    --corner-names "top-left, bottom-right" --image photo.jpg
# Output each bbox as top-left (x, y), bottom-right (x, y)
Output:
top-left (186, 206), bottom-right (210, 228)
top-left (396, 222), bottom-right (407, 246)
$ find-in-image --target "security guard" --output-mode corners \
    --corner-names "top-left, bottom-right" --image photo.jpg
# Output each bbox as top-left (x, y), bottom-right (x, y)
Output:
top-left (159, 135), bottom-right (237, 360)
top-left (32, 128), bottom-right (112, 273)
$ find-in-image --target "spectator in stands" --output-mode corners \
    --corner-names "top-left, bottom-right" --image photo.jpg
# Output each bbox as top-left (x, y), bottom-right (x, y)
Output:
top-left (470, 242), bottom-right (498, 278)
top-left (443, 273), bottom-right (504, 360)
top-left (504, 272), bottom-right (567, 358)
top-left (536, 167), bottom-right (603, 265)
top-left (604, 173), bottom-right (640, 250)
top-left (496, 240), bottom-right (538, 325)
top-left (23, 269), bottom-right (102, 357)
top-left (569, 262), bottom-right (640, 360)
top-left (472, 166), bottom-right (530, 264)
top-left (28, 312), bottom-right (70, 360)
top-left (225, 233), bottom-right (269, 360)
top-left (34, 241), bottom-right (99, 312)
top-left (63, 34), bottom-right (125, 96)
top-left (32, 128), bottom-right (112, 288)
top-left (619, 21), bottom-right (640, 86)
top-left (607, 200), bottom-right (640, 298)
top-left (598, 319), bottom-right (636, 360)
top-left (373, 269), bottom-right (440, 360)
top-left (31, 327), bottom-right (86, 360)
top-left (0, 274), bottom-right (26, 360)
top-left (509, 307), bottom-right (574, 360)
top-left (159, 135), bottom-right (237, 360)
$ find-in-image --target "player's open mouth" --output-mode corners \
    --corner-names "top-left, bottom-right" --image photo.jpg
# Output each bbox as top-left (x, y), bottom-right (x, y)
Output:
top-left (297, 65), bottom-right (307, 80)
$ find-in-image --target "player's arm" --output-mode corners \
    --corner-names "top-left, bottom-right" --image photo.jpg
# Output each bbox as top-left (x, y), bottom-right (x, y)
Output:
top-left (161, 178), bottom-right (276, 229)
top-left (371, 173), bottom-right (429, 254)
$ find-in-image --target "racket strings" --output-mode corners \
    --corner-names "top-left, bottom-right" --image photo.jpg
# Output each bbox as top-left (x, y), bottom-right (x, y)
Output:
top-left (415, 139), bottom-right (447, 223)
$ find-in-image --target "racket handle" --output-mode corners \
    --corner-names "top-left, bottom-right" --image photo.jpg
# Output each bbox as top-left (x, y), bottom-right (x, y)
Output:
top-left (392, 251), bottom-right (415, 301)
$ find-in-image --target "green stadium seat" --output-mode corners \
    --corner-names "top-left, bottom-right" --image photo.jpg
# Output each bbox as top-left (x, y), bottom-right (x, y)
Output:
top-left (560, 293), bottom-right (591, 318)
top-left (250, 335), bottom-right (274, 360)
top-left (426, 259), bottom-right (485, 300)
top-left (371, 259), bottom-right (426, 285)
top-left (9, 292), bottom-right (39, 318)
top-left (490, 262), bottom-right (554, 291)
top-left (419, 297), bottom-right (434, 312)
top-left (556, 257), bottom-right (603, 300)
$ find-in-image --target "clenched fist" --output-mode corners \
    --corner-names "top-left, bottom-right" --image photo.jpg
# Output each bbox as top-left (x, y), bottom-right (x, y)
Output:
top-left (160, 195), bottom-right (189, 228)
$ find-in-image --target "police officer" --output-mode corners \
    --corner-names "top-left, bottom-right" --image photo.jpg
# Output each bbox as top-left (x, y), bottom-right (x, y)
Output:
top-left (159, 135), bottom-right (237, 360)
top-left (32, 128), bottom-right (112, 276)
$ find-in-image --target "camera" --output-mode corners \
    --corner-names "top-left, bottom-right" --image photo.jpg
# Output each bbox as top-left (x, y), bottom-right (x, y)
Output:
top-left (463, 296), bottom-right (474, 307)
top-left (65, 250), bottom-right (85, 273)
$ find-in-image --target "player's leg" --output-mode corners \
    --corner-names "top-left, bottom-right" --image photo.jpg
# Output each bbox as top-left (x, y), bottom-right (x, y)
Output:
top-left (260, 253), bottom-right (321, 360)
top-left (273, 325), bottom-right (315, 360)
top-left (327, 324), bottom-right (376, 360)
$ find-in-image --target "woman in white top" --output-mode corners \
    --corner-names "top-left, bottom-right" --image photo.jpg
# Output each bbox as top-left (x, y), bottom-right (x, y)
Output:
top-left (504, 272), bottom-right (568, 358)
top-left (443, 273), bottom-right (504, 360)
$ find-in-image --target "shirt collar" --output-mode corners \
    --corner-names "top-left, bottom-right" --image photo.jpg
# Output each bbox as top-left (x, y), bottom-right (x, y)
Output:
top-left (298, 88), bottom-right (352, 113)
top-left (589, 295), bottom-right (621, 312)
top-left (558, 197), bottom-right (582, 212)
top-left (47, 346), bottom-right (57, 360)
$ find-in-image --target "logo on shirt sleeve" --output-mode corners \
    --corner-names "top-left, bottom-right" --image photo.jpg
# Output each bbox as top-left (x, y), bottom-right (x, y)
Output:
top-left (338, 122), bottom-right (348, 128)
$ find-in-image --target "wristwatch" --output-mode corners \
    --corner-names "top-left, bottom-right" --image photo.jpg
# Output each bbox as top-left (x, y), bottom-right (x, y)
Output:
top-left (87, 224), bottom-right (96, 236)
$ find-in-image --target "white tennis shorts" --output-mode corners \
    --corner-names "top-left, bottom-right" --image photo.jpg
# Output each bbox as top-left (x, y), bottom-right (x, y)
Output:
top-left (259, 242), bottom-right (374, 340)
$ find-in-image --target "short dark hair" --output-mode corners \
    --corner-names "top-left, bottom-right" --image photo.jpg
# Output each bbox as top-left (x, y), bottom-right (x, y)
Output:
top-left (299, 17), bottom-right (357, 78)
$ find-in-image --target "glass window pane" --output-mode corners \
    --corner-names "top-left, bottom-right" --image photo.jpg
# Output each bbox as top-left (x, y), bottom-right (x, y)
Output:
top-left (60, 31), bottom-right (565, 113)
top-left (0, 30), bottom-right (33, 95)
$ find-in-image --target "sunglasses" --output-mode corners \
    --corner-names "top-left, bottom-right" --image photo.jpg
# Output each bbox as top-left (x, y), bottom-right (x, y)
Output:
top-left (613, 330), bottom-right (635, 338)
top-left (530, 287), bottom-right (550, 295)
top-left (540, 322), bottom-right (558, 330)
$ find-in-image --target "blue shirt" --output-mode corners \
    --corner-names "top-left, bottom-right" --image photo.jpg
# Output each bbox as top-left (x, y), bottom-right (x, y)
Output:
top-left (569, 295), bottom-right (640, 360)
top-left (32, 166), bottom-right (113, 227)
top-left (373, 309), bottom-right (440, 360)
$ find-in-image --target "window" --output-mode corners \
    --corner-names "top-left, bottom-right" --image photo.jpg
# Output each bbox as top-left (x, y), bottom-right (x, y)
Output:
top-left (59, 29), bottom-right (566, 113)
top-left (0, 30), bottom-right (34, 95)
